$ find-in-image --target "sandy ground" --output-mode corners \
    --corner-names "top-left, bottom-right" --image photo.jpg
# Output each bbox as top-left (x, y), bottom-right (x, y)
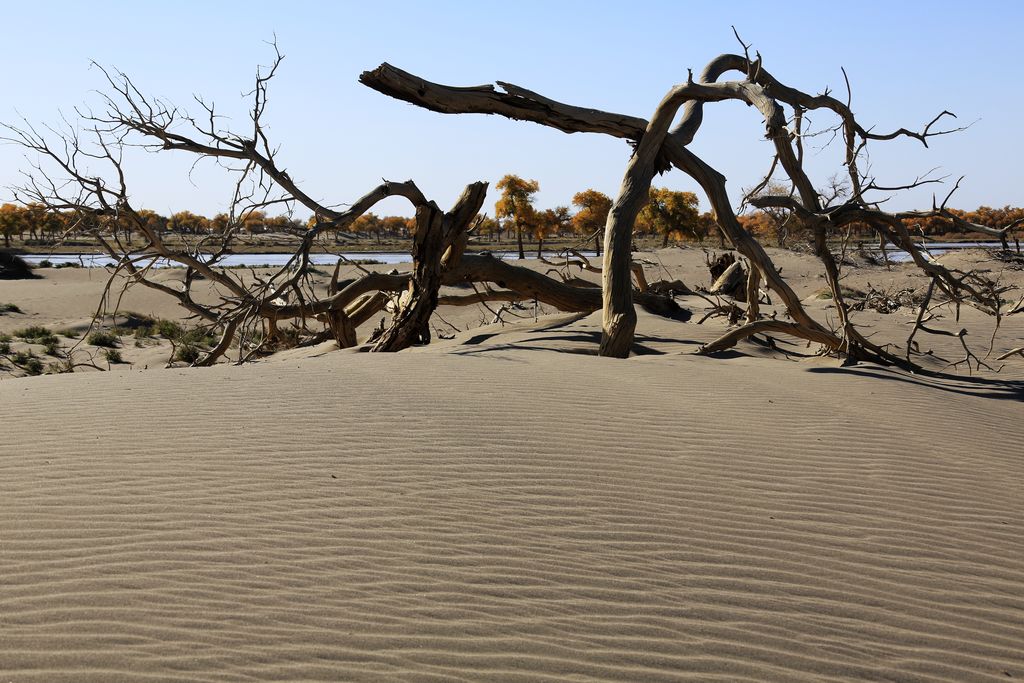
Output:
top-left (3, 247), bottom-right (1022, 375)
top-left (1, 247), bottom-right (1023, 681)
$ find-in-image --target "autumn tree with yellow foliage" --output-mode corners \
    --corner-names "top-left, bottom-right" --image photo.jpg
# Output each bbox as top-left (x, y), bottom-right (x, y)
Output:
top-left (571, 190), bottom-right (612, 255)
top-left (495, 175), bottom-right (539, 260)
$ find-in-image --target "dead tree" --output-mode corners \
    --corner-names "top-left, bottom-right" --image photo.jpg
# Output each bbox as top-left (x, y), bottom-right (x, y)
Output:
top-left (360, 39), bottom-right (1019, 366)
top-left (3, 47), bottom-right (683, 365)
top-left (6, 40), bottom-right (1017, 368)
top-left (373, 183), bottom-right (488, 351)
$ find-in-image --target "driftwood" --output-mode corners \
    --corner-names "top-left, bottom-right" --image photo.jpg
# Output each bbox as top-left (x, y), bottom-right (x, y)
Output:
top-left (5, 48), bottom-right (687, 367)
top-left (707, 253), bottom-right (747, 301)
top-left (360, 48), bottom-right (1015, 368)
top-left (709, 261), bottom-right (746, 300)
top-left (373, 182), bottom-right (487, 352)
top-left (4, 41), bottom-right (1014, 369)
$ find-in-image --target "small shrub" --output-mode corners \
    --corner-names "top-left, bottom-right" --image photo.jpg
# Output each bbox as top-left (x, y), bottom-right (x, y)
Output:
top-left (13, 325), bottom-right (54, 341)
top-left (87, 330), bottom-right (120, 348)
top-left (38, 259), bottom-right (53, 268)
top-left (58, 328), bottom-right (79, 339)
top-left (43, 339), bottom-right (62, 357)
top-left (154, 319), bottom-right (184, 339)
top-left (174, 343), bottom-right (201, 364)
top-left (54, 262), bottom-right (82, 269)
top-left (49, 359), bottom-right (75, 374)
top-left (114, 312), bottom-right (156, 332)
top-left (0, 339), bottom-right (10, 355)
top-left (815, 285), bottom-right (866, 300)
top-left (0, 252), bottom-right (38, 279)
top-left (12, 350), bottom-right (44, 375)
top-left (104, 348), bottom-right (125, 364)
top-left (179, 327), bottom-right (216, 346)
top-left (0, 302), bottom-right (22, 314)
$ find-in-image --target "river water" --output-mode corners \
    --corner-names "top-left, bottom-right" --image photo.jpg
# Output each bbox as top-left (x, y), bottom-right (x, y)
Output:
top-left (19, 251), bottom-right (551, 269)
top-left (18, 242), bottom-right (1009, 268)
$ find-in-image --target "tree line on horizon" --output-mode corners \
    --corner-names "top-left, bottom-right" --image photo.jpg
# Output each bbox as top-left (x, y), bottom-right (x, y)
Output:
top-left (2, 173), bottom-right (1020, 252)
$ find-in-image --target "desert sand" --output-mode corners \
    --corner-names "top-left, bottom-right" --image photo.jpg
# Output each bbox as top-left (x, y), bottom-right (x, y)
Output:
top-left (1, 247), bottom-right (1023, 681)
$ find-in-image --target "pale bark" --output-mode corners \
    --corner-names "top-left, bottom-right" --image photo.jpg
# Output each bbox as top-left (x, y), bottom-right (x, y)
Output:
top-left (360, 60), bottom-right (998, 367)
top-left (359, 62), bottom-right (843, 356)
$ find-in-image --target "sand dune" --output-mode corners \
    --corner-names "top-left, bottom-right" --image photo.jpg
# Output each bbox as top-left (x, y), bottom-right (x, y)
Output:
top-left (2, 247), bottom-right (1023, 680)
top-left (3, 335), bottom-right (1023, 681)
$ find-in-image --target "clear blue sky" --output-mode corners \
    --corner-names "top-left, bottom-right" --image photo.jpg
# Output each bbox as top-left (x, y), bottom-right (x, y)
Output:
top-left (1, 1), bottom-right (1021, 218)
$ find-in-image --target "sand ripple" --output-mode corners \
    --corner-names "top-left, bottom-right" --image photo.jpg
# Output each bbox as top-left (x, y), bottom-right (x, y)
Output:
top-left (2, 353), bottom-right (1022, 681)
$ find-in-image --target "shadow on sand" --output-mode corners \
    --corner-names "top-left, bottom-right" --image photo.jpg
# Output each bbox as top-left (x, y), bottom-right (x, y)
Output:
top-left (806, 365), bottom-right (1024, 402)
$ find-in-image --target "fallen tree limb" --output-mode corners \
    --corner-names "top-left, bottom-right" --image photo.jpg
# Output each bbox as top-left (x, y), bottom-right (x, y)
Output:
top-left (360, 54), bottom-right (1002, 368)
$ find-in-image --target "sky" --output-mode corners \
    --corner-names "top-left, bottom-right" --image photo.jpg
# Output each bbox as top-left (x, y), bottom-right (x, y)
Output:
top-left (1, 0), bottom-right (1021, 219)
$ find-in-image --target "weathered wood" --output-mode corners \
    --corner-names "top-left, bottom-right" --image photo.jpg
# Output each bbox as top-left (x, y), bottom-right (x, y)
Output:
top-left (745, 267), bottom-right (761, 323)
top-left (996, 346), bottom-right (1024, 361)
top-left (361, 58), bottom-right (998, 366)
top-left (360, 62), bottom-right (844, 355)
top-left (698, 319), bottom-right (839, 355)
top-left (372, 181), bottom-right (489, 352)
top-left (437, 290), bottom-right (524, 307)
top-left (709, 260), bottom-right (746, 300)
top-left (599, 83), bottom-right (684, 356)
top-left (449, 254), bottom-right (682, 316)
top-left (327, 311), bottom-right (358, 348)
top-left (372, 202), bottom-right (446, 351)
top-left (15, 49), bottom-right (1003, 369)
top-left (195, 319), bottom-right (240, 367)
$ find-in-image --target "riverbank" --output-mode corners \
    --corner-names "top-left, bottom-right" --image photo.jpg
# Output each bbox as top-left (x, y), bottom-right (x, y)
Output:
top-left (3, 233), bottom-right (600, 256)
top-left (3, 231), bottom-right (1012, 257)
top-left (3, 246), bottom-right (1023, 378)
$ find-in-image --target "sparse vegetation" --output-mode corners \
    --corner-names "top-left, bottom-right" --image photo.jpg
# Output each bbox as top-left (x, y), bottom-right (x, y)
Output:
top-left (815, 285), bottom-right (867, 300)
top-left (48, 358), bottom-right (75, 374)
top-left (10, 350), bottom-right (44, 375)
top-left (4, 41), bottom-right (1020, 369)
top-left (12, 325), bottom-right (54, 340)
top-left (0, 302), bottom-right (22, 314)
top-left (174, 343), bottom-right (202, 364)
top-left (86, 330), bottom-right (120, 348)
top-left (154, 319), bottom-right (184, 340)
top-left (11, 326), bottom-right (61, 354)
top-left (126, 316), bottom-right (183, 340)
top-left (179, 327), bottom-right (217, 346)
top-left (42, 339), bottom-right (62, 356)
top-left (104, 348), bottom-right (125, 364)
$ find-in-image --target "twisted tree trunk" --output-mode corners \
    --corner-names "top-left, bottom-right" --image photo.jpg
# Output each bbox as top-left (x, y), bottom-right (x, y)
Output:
top-left (373, 202), bottom-right (445, 351)
top-left (373, 181), bottom-right (488, 352)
